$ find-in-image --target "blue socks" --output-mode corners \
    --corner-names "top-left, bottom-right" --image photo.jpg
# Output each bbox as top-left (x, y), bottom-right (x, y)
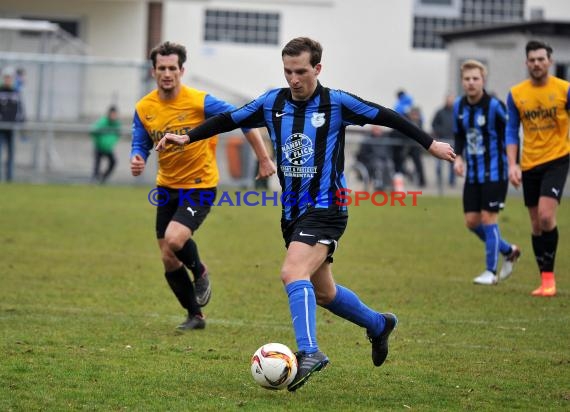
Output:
top-left (482, 224), bottom-right (500, 272)
top-left (469, 224), bottom-right (486, 242)
top-left (481, 224), bottom-right (512, 272)
top-left (471, 223), bottom-right (512, 272)
top-left (322, 285), bottom-right (385, 338)
top-left (286, 281), bottom-right (386, 352)
top-left (285, 280), bottom-right (318, 354)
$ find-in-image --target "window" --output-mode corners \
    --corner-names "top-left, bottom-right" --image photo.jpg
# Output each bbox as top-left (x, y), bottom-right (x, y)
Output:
top-left (413, 0), bottom-right (525, 49)
top-left (415, 0), bottom-right (462, 19)
top-left (204, 9), bottom-right (280, 46)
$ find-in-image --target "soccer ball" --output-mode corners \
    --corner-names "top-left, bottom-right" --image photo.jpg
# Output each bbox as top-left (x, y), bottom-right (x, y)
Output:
top-left (250, 343), bottom-right (298, 390)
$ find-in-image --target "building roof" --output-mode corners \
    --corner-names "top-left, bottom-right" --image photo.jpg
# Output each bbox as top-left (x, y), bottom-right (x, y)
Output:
top-left (440, 20), bottom-right (570, 42)
top-left (0, 18), bottom-right (58, 33)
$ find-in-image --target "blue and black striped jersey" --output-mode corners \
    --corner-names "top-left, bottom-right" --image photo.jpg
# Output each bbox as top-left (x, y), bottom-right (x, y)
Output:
top-left (453, 92), bottom-right (508, 184)
top-left (187, 82), bottom-right (434, 221)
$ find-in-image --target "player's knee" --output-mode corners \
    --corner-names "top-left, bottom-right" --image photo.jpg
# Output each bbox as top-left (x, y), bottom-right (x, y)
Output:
top-left (538, 213), bottom-right (556, 231)
top-left (465, 219), bottom-right (479, 229)
top-left (164, 234), bottom-right (186, 252)
top-left (161, 253), bottom-right (180, 271)
top-left (280, 269), bottom-right (296, 285)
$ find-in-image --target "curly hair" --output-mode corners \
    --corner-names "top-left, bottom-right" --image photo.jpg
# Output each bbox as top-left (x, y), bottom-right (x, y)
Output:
top-left (149, 41), bottom-right (187, 69)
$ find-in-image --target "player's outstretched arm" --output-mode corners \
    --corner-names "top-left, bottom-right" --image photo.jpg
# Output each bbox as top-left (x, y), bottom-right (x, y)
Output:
top-left (155, 113), bottom-right (239, 152)
top-left (155, 133), bottom-right (189, 151)
top-left (428, 140), bottom-right (456, 162)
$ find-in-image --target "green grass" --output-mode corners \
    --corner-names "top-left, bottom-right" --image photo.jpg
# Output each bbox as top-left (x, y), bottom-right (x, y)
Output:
top-left (1, 183), bottom-right (569, 411)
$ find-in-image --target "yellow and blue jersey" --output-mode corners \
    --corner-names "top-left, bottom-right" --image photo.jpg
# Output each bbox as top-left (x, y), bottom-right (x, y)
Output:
top-left (506, 76), bottom-right (570, 171)
top-left (130, 85), bottom-right (238, 188)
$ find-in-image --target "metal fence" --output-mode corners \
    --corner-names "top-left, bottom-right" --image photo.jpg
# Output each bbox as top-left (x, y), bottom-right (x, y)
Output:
top-left (1, 121), bottom-right (460, 197)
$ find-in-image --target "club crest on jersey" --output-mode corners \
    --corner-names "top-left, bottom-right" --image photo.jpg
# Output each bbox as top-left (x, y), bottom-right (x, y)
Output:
top-left (282, 133), bottom-right (314, 166)
top-left (311, 112), bottom-right (325, 128)
top-left (476, 114), bottom-right (486, 127)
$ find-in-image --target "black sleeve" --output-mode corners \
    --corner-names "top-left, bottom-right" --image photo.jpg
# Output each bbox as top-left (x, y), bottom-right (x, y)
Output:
top-left (373, 106), bottom-right (434, 150)
top-left (186, 113), bottom-right (239, 143)
top-left (454, 132), bottom-right (465, 156)
top-left (452, 106), bottom-right (465, 156)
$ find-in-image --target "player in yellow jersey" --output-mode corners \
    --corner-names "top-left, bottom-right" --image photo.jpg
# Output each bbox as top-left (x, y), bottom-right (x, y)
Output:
top-left (130, 41), bottom-right (276, 329)
top-left (506, 40), bottom-right (570, 297)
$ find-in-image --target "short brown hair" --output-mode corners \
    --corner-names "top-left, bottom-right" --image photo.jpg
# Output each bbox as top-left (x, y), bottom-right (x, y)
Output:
top-left (282, 37), bottom-right (322, 67)
top-left (460, 59), bottom-right (488, 79)
top-left (149, 41), bottom-right (187, 69)
top-left (525, 40), bottom-right (553, 58)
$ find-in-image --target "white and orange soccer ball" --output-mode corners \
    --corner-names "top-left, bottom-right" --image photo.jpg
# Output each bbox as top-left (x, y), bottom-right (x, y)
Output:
top-left (250, 343), bottom-right (298, 390)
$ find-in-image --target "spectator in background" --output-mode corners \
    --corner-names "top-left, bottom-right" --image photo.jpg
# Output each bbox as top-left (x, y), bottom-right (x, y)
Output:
top-left (91, 105), bottom-right (121, 183)
top-left (432, 94), bottom-right (456, 189)
top-left (394, 89), bottom-right (413, 116)
top-left (0, 67), bottom-right (25, 182)
top-left (390, 105), bottom-right (427, 188)
top-left (404, 106), bottom-right (427, 187)
top-left (389, 89), bottom-right (415, 185)
top-left (14, 68), bottom-right (25, 92)
top-left (355, 125), bottom-right (392, 191)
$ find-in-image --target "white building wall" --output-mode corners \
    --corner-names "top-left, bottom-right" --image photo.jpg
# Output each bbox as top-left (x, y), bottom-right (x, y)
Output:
top-left (0, 0), bottom-right (148, 118)
top-left (1, 0), bottom-right (567, 122)
top-left (164, 0), bottom-right (449, 125)
top-left (0, 0), bottom-right (147, 58)
top-left (526, 0), bottom-right (570, 19)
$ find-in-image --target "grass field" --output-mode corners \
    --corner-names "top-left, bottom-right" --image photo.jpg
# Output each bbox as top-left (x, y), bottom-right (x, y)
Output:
top-left (1, 183), bottom-right (569, 411)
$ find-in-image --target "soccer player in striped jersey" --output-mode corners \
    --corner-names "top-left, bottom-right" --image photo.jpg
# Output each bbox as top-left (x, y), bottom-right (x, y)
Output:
top-left (130, 41), bottom-right (276, 330)
top-left (453, 60), bottom-right (520, 286)
top-left (506, 40), bottom-right (570, 297)
top-left (156, 37), bottom-right (455, 390)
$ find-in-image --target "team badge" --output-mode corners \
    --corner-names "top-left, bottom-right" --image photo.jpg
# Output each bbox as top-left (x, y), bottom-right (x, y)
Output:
top-left (311, 112), bottom-right (325, 128)
top-left (476, 114), bottom-right (486, 127)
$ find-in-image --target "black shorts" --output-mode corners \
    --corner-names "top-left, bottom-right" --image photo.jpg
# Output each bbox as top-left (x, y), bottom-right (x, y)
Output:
top-left (155, 187), bottom-right (217, 238)
top-left (281, 207), bottom-right (348, 262)
top-left (463, 181), bottom-right (508, 213)
top-left (522, 155), bottom-right (569, 207)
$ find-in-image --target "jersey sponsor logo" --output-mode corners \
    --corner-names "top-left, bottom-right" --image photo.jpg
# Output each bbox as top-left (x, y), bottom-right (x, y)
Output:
top-left (311, 112), bottom-right (325, 128)
top-left (466, 129), bottom-right (485, 155)
top-left (280, 165), bottom-right (317, 178)
top-left (522, 106), bottom-right (557, 121)
top-left (275, 111), bottom-right (286, 118)
top-left (282, 133), bottom-right (314, 166)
